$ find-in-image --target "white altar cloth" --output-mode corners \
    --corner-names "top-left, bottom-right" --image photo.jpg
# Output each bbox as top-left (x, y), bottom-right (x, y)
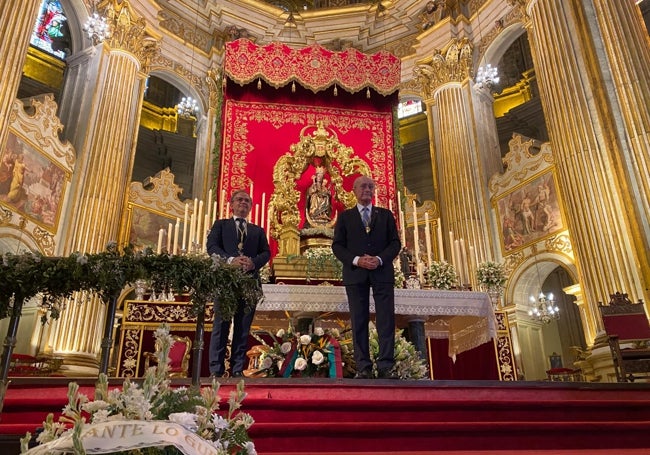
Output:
top-left (259, 284), bottom-right (497, 360)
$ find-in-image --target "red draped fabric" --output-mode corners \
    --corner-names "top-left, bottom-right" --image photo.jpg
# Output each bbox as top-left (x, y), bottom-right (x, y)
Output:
top-left (219, 40), bottom-right (400, 259)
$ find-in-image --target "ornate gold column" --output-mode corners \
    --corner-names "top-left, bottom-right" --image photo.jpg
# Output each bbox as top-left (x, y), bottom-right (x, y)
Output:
top-left (413, 39), bottom-right (498, 277)
top-left (523, 0), bottom-right (649, 334)
top-left (0, 1), bottom-right (41, 152)
top-left (42, 1), bottom-right (158, 372)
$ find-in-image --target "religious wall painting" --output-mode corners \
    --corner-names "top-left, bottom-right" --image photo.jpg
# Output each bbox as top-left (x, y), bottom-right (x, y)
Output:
top-left (126, 203), bottom-right (178, 252)
top-left (0, 131), bottom-right (69, 232)
top-left (495, 171), bottom-right (564, 254)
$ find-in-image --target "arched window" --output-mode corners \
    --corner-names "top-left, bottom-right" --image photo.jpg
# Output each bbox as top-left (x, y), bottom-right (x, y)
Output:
top-left (30, 0), bottom-right (71, 59)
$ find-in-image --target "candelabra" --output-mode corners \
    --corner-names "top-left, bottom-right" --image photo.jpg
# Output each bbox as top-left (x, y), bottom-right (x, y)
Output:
top-left (528, 292), bottom-right (560, 324)
top-left (176, 96), bottom-right (199, 118)
top-left (83, 2), bottom-right (111, 45)
top-left (475, 64), bottom-right (500, 90)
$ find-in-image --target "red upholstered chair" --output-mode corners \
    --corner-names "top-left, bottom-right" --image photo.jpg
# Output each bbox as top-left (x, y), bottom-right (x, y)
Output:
top-left (598, 292), bottom-right (650, 382)
top-left (143, 335), bottom-right (192, 378)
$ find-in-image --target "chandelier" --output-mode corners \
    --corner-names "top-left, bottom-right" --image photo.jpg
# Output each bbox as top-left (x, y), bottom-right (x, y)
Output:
top-left (527, 261), bottom-right (559, 324)
top-left (475, 64), bottom-right (500, 90)
top-left (176, 96), bottom-right (199, 118)
top-left (83, 2), bottom-right (111, 44)
top-left (528, 291), bottom-right (560, 324)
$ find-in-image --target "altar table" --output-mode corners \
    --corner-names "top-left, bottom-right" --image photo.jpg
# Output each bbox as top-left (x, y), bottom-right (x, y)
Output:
top-left (259, 284), bottom-right (497, 361)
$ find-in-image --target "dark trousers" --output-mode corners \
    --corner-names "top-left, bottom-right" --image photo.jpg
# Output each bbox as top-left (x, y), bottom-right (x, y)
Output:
top-left (345, 281), bottom-right (395, 372)
top-left (209, 300), bottom-right (256, 375)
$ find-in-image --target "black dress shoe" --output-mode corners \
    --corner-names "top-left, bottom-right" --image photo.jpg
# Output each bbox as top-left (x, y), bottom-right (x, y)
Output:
top-left (232, 371), bottom-right (244, 378)
top-left (377, 368), bottom-right (399, 380)
top-left (353, 368), bottom-right (373, 379)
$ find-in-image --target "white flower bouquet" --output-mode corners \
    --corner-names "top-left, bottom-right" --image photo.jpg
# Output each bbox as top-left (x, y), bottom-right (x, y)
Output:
top-left (21, 324), bottom-right (256, 455)
top-left (476, 261), bottom-right (506, 291)
top-left (426, 261), bottom-right (458, 290)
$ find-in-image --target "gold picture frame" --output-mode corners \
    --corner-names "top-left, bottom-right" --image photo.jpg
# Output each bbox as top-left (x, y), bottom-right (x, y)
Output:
top-left (494, 170), bottom-right (565, 254)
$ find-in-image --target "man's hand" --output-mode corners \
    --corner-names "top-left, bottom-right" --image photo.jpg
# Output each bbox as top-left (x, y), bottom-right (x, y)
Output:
top-left (232, 255), bottom-right (254, 272)
top-left (357, 254), bottom-right (380, 270)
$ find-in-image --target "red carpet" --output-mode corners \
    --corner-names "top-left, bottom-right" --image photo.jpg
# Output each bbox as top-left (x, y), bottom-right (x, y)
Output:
top-left (2, 377), bottom-right (650, 454)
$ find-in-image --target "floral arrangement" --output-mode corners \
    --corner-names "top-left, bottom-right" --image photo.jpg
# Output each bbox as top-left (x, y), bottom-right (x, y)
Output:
top-left (426, 261), bottom-right (458, 290)
top-left (0, 243), bottom-right (263, 323)
top-left (251, 321), bottom-right (428, 380)
top-left (476, 261), bottom-right (507, 292)
top-left (252, 324), bottom-right (338, 378)
top-left (288, 246), bottom-right (342, 282)
top-left (21, 324), bottom-right (256, 455)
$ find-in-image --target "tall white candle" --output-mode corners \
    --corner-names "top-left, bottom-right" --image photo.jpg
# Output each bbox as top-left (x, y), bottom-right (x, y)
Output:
top-left (225, 201), bottom-right (230, 218)
top-left (182, 203), bottom-right (189, 251)
top-left (203, 213), bottom-right (209, 252)
top-left (192, 198), bottom-right (198, 246)
top-left (453, 239), bottom-right (462, 284)
top-left (424, 213), bottom-right (432, 267)
top-left (173, 218), bottom-right (180, 255)
top-left (249, 182), bottom-right (254, 202)
top-left (167, 222), bottom-right (173, 253)
top-left (397, 191), bottom-right (406, 247)
top-left (213, 201), bottom-right (218, 223)
top-left (157, 228), bottom-right (164, 255)
top-left (189, 213), bottom-right (195, 251)
top-left (206, 189), bottom-right (213, 224)
top-left (412, 200), bottom-right (420, 271)
top-left (260, 192), bottom-right (266, 231)
top-left (219, 189), bottom-right (226, 219)
top-left (459, 238), bottom-right (468, 285)
top-left (437, 218), bottom-right (444, 261)
top-left (374, 188), bottom-right (379, 206)
top-left (449, 231), bottom-right (456, 270)
top-left (469, 245), bottom-right (476, 289)
top-left (388, 199), bottom-right (393, 213)
top-left (197, 200), bottom-right (204, 245)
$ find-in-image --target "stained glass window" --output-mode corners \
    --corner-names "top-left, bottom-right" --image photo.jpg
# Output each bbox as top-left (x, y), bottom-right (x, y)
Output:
top-left (30, 0), bottom-right (70, 59)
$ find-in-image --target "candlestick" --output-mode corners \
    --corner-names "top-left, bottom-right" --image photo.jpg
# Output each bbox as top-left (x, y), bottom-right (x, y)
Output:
top-left (424, 213), bottom-right (432, 267)
top-left (157, 228), bottom-right (164, 255)
top-left (173, 218), bottom-right (180, 255)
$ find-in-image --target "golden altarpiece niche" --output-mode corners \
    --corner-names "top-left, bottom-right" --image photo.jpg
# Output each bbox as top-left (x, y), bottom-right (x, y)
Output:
top-left (269, 121), bottom-right (371, 283)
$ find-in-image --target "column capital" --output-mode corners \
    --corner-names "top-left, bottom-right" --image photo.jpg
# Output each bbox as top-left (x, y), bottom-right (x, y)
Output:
top-left (413, 38), bottom-right (473, 100)
top-left (98, 0), bottom-right (160, 71)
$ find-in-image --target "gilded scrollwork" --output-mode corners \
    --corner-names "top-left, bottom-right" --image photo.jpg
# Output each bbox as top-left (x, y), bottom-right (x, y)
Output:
top-left (32, 226), bottom-right (55, 255)
top-left (269, 122), bottom-right (370, 256)
top-left (545, 233), bottom-right (572, 254)
top-left (120, 328), bottom-right (141, 377)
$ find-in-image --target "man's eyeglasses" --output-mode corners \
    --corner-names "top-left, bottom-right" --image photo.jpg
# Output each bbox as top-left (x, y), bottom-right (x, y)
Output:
top-left (233, 196), bottom-right (252, 203)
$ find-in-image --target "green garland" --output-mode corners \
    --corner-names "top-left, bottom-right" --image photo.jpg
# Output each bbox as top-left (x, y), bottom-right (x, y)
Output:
top-left (0, 243), bottom-right (263, 322)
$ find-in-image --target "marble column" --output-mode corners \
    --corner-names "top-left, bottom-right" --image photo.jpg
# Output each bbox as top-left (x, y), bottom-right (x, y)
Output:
top-left (414, 39), bottom-right (499, 277)
top-left (523, 0), bottom-right (650, 334)
top-left (41, 1), bottom-right (159, 372)
top-left (0, 1), bottom-right (41, 152)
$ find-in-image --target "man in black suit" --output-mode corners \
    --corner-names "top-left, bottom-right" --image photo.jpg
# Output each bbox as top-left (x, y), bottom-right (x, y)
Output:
top-left (207, 189), bottom-right (270, 378)
top-left (332, 175), bottom-right (401, 379)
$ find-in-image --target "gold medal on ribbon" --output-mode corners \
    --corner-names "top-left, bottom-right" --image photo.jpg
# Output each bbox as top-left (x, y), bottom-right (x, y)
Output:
top-left (365, 226), bottom-right (371, 234)
top-left (238, 242), bottom-right (244, 251)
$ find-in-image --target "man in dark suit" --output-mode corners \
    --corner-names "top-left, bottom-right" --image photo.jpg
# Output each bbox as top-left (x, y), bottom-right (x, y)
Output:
top-left (332, 175), bottom-right (401, 379)
top-left (207, 189), bottom-right (270, 378)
